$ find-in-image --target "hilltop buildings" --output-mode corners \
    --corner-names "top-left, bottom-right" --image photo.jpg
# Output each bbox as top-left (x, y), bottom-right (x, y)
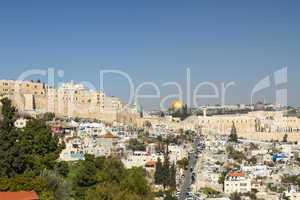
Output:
top-left (1, 79), bottom-right (300, 142)
top-left (0, 80), bottom-right (123, 122)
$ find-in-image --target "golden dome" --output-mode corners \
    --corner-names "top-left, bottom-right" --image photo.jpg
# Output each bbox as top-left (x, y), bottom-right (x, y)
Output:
top-left (170, 100), bottom-right (183, 110)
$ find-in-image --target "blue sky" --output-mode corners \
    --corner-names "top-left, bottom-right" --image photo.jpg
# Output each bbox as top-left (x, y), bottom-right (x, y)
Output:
top-left (0, 0), bottom-right (299, 109)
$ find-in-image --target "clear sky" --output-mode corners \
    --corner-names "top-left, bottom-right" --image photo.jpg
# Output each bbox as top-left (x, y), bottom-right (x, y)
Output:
top-left (0, 0), bottom-right (299, 109)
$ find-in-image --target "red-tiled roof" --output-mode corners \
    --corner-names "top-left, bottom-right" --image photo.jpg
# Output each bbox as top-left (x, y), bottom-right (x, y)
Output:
top-left (145, 160), bottom-right (156, 167)
top-left (228, 172), bottom-right (245, 177)
top-left (0, 191), bottom-right (39, 200)
top-left (100, 132), bottom-right (118, 139)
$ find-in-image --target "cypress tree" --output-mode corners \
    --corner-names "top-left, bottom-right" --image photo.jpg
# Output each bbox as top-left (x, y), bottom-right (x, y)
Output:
top-left (154, 157), bottom-right (163, 185)
top-left (169, 162), bottom-right (176, 190)
top-left (228, 122), bottom-right (238, 143)
top-left (162, 146), bottom-right (170, 188)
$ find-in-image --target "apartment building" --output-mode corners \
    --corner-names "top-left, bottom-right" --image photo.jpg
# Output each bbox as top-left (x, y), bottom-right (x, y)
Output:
top-left (224, 172), bottom-right (251, 194)
top-left (0, 80), bottom-right (45, 95)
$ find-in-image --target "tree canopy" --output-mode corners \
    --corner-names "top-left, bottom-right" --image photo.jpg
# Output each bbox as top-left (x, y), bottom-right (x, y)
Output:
top-left (127, 138), bottom-right (146, 151)
top-left (0, 98), bottom-right (63, 178)
top-left (73, 154), bottom-right (153, 200)
top-left (0, 98), bottom-right (154, 200)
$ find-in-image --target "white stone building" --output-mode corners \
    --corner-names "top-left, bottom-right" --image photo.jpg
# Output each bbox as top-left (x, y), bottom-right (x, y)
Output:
top-left (224, 172), bottom-right (251, 194)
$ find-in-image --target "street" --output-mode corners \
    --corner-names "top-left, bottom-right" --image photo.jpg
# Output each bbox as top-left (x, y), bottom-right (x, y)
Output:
top-left (178, 135), bottom-right (204, 200)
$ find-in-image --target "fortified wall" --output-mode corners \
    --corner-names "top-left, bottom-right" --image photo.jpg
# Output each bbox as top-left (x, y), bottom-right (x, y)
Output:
top-left (0, 80), bottom-right (123, 122)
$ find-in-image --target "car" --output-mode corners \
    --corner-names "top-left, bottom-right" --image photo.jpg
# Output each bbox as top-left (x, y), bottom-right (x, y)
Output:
top-left (185, 191), bottom-right (192, 196)
top-left (185, 197), bottom-right (193, 200)
top-left (186, 191), bottom-right (193, 196)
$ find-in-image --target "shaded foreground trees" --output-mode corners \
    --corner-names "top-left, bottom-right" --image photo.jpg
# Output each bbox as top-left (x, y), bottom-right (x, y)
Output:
top-left (0, 98), bottom-right (65, 198)
top-left (0, 98), bottom-right (63, 178)
top-left (74, 155), bottom-right (153, 200)
top-left (0, 98), bottom-right (154, 200)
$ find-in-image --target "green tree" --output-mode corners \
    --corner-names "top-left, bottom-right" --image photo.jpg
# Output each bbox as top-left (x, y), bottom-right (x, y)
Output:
top-left (41, 170), bottom-right (72, 200)
top-left (127, 139), bottom-right (146, 151)
top-left (228, 122), bottom-right (238, 143)
top-left (55, 161), bottom-right (69, 177)
top-left (218, 171), bottom-right (227, 185)
top-left (96, 159), bottom-right (126, 184)
top-left (226, 145), bottom-right (246, 162)
top-left (245, 191), bottom-right (257, 200)
top-left (143, 120), bottom-right (152, 128)
top-left (162, 148), bottom-right (170, 188)
top-left (94, 156), bottom-right (106, 170)
top-left (171, 104), bottom-right (191, 121)
top-left (0, 98), bottom-right (16, 131)
top-left (249, 143), bottom-right (259, 150)
top-left (202, 187), bottom-right (219, 197)
top-left (226, 145), bottom-right (234, 154)
top-left (0, 98), bottom-right (62, 177)
top-left (248, 156), bottom-right (257, 165)
top-left (39, 112), bottom-right (55, 121)
top-left (0, 98), bottom-right (154, 200)
top-left (76, 156), bottom-right (153, 200)
top-left (19, 119), bottom-right (63, 174)
top-left (164, 190), bottom-right (176, 200)
top-left (76, 155), bottom-right (97, 187)
top-left (176, 157), bottom-right (188, 170)
top-left (121, 167), bottom-right (151, 197)
top-left (230, 192), bottom-right (241, 200)
top-left (154, 158), bottom-right (164, 185)
top-left (0, 98), bottom-right (19, 177)
top-left (169, 162), bottom-right (176, 191)
top-left (282, 134), bottom-right (288, 143)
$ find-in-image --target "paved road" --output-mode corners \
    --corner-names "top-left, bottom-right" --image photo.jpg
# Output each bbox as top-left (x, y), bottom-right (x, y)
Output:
top-left (178, 136), bottom-right (203, 200)
top-left (178, 153), bottom-right (196, 200)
